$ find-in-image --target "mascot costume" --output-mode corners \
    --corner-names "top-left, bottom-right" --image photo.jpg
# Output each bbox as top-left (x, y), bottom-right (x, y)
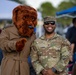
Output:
top-left (0, 5), bottom-right (37, 75)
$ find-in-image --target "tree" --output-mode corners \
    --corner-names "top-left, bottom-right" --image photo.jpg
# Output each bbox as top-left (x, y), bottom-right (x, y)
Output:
top-left (56, 1), bottom-right (76, 26)
top-left (38, 2), bottom-right (56, 18)
top-left (57, 1), bottom-right (75, 11)
top-left (65, 0), bottom-right (76, 4)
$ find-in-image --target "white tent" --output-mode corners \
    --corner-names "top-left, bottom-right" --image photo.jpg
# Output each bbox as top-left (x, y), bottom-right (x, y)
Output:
top-left (0, 0), bottom-right (21, 20)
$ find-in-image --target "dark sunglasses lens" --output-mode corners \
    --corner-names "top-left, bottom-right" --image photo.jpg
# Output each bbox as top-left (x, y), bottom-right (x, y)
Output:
top-left (44, 22), bottom-right (49, 25)
top-left (50, 21), bottom-right (55, 25)
top-left (44, 21), bottom-right (55, 25)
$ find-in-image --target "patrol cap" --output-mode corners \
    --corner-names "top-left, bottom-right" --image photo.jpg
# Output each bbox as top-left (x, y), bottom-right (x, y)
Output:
top-left (43, 16), bottom-right (56, 22)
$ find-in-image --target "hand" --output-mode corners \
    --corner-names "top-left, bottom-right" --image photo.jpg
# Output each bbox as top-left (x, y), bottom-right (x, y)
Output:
top-left (69, 55), bottom-right (73, 62)
top-left (41, 69), bottom-right (47, 75)
top-left (16, 38), bottom-right (27, 52)
top-left (46, 68), bottom-right (55, 75)
top-left (30, 34), bottom-right (36, 42)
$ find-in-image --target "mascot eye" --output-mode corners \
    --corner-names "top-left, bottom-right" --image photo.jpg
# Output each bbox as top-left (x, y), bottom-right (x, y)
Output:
top-left (23, 16), bottom-right (27, 20)
top-left (32, 17), bottom-right (35, 21)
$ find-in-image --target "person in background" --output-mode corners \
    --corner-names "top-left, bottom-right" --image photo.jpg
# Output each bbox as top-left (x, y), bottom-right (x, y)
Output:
top-left (30, 16), bottom-right (71, 75)
top-left (66, 18), bottom-right (76, 75)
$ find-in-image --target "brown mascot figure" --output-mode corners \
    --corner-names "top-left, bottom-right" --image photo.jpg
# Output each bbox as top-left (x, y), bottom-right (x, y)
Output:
top-left (0, 5), bottom-right (37, 75)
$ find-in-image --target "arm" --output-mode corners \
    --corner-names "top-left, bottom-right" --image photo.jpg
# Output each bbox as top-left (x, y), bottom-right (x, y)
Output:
top-left (30, 41), bottom-right (44, 75)
top-left (53, 39), bottom-right (71, 73)
top-left (69, 43), bottom-right (75, 61)
top-left (70, 43), bottom-right (74, 55)
top-left (0, 29), bottom-right (17, 52)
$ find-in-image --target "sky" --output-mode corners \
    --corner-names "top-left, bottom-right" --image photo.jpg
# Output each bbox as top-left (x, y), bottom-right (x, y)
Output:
top-left (26, 0), bottom-right (64, 9)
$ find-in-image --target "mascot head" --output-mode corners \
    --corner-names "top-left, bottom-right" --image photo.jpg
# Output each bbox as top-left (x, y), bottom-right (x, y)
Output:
top-left (12, 5), bottom-right (37, 37)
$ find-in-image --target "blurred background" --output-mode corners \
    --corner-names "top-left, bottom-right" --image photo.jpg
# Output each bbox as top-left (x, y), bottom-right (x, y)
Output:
top-left (0, 0), bottom-right (76, 37)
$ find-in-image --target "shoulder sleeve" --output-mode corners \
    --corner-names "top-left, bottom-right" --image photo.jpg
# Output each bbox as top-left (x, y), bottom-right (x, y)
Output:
top-left (54, 38), bottom-right (71, 72)
top-left (0, 28), bottom-right (17, 52)
top-left (30, 41), bottom-right (44, 74)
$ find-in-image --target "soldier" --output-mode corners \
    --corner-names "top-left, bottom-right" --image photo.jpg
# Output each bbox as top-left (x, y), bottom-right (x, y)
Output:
top-left (30, 16), bottom-right (71, 75)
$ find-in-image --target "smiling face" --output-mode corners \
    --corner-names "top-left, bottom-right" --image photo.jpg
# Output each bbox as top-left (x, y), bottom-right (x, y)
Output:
top-left (43, 16), bottom-right (56, 35)
top-left (43, 21), bottom-right (56, 34)
top-left (12, 5), bottom-right (37, 37)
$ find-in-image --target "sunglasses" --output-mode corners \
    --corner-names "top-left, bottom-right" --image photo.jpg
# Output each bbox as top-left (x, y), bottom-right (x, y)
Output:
top-left (44, 21), bottom-right (55, 25)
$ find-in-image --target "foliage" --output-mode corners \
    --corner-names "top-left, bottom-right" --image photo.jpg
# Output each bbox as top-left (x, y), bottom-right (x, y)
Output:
top-left (56, 1), bottom-right (76, 26)
top-left (57, 17), bottom-right (72, 26)
top-left (37, 0), bottom-right (76, 26)
top-left (57, 1), bottom-right (75, 11)
top-left (38, 2), bottom-right (56, 18)
top-left (64, 0), bottom-right (76, 4)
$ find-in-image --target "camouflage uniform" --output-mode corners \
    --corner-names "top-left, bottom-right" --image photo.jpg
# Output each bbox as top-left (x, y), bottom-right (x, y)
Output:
top-left (30, 33), bottom-right (71, 75)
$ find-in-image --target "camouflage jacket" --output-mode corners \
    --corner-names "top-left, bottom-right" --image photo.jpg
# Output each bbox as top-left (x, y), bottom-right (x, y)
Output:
top-left (30, 33), bottom-right (71, 75)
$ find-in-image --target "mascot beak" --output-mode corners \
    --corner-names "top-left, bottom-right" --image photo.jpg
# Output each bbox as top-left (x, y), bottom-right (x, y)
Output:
top-left (28, 26), bottom-right (34, 29)
top-left (28, 26), bottom-right (36, 33)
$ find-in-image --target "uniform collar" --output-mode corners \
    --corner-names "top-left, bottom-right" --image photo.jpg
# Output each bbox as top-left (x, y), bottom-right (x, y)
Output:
top-left (40, 33), bottom-right (58, 40)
